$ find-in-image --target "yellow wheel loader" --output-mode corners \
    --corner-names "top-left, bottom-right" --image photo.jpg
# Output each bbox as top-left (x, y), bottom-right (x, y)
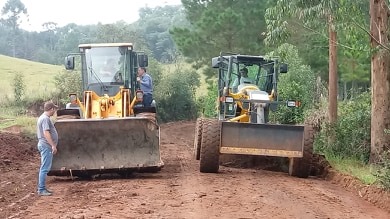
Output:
top-left (48, 43), bottom-right (163, 177)
top-left (196, 53), bottom-right (314, 178)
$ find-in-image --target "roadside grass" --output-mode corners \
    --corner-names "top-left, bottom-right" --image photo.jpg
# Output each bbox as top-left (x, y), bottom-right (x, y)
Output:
top-left (326, 155), bottom-right (378, 185)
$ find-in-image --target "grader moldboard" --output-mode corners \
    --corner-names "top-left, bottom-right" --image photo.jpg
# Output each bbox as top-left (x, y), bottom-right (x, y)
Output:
top-left (194, 53), bottom-right (314, 178)
top-left (49, 43), bottom-right (163, 177)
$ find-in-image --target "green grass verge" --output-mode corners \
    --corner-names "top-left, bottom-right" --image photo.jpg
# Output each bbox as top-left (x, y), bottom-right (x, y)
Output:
top-left (326, 154), bottom-right (378, 185)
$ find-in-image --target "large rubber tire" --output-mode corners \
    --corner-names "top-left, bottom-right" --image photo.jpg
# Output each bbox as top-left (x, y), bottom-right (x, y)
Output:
top-left (199, 119), bottom-right (220, 173)
top-left (194, 117), bottom-right (204, 160)
top-left (288, 125), bottom-right (314, 178)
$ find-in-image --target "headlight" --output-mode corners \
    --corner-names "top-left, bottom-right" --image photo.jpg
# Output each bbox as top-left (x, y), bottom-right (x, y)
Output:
top-left (225, 96), bottom-right (234, 103)
top-left (286, 100), bottom-right (301, 107)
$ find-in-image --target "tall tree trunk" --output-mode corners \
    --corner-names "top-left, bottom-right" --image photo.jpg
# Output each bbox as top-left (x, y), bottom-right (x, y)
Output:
top-left (328, 16), bottom-right (338, 125)
top-left (369, 0), bottom-right (390, 163)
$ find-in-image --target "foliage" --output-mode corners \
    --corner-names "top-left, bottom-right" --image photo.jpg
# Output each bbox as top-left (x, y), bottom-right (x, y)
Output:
top-left (154, 68), bottom-right (200, 122)
top-left (265, 0), bottom-right (371, 96)
top-left (268, 43), bottom-right (316, 124)
top-left (12, 71), bottom-right (25, 102)
top-left (1, 0), bottom-right (28, 57)
top-left (53, 70), bottom-right (82, 105)
top-left (315, 92), bottom-right (371, 163)
top-left (265, 0), bottom-right (368, 46)
top-left (171, 0), bottom-right (270, 78)
top-left (137, 5), bottom-right (188, 63)
top-left (375, 152), bottom-right (390, 190)
top-left (196, 79), bottom-right (218, 118)
top-left (146, 58), bottom-right (163, 88)
top-left (0, 0), bottom-right (27, 29)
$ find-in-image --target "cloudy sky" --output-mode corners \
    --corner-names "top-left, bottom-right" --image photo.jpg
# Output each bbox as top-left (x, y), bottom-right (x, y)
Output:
top-left (0, 0), bottom-right (182, 31)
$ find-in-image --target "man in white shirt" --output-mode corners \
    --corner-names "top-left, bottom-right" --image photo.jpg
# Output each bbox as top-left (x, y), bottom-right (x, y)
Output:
top-left (232, 68), bottom-right (254, 92)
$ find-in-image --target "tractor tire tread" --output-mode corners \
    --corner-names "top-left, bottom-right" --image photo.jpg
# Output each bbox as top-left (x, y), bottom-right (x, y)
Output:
top-left (199, 119), bottom-right (220, 173)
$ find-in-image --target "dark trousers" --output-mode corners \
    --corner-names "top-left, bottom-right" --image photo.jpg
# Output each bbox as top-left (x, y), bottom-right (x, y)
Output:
top-left (143, 93), bottom-right (153, 107)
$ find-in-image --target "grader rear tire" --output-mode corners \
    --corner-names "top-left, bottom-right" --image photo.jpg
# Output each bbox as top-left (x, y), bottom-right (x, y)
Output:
top-left (194, 117), bottom-right (204, 160)
top-left (288, 125), bottom-right (314, 178)
top-left (199, 119), bottom-right (220, 173)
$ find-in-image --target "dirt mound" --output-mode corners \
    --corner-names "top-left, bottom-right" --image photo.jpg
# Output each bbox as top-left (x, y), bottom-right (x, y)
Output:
top-left (0, 131), bottom-right (37, 171)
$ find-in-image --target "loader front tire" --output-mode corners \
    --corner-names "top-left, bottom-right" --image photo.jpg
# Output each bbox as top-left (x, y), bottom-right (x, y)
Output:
top-left (194, 117), bottom-right (204, 160)
top-left (199, 119), bottom-right (220, 173)
top-left (288, 125), bottom-right (314, 178)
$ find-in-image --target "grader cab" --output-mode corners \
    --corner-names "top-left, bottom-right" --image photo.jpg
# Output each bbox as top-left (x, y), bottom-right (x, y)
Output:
top-left (194, 53), bottom-right (314, 178)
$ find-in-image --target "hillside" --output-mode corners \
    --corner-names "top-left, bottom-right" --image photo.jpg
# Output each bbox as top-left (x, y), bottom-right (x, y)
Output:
top-left (0, 55), bottom-right (63, 102)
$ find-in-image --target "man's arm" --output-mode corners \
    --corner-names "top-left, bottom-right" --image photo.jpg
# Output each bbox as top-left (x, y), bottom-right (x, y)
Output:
top-left (43, 130), bottom-right (57, 154)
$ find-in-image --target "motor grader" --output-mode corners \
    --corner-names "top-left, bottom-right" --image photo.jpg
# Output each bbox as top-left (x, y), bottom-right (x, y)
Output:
top-left (194, 53), bottom-right (314, 178)
top-left (48, 43), bottom-right (163, 177)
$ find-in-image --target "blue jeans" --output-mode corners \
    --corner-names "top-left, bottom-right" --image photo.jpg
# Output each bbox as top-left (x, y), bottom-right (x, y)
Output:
top-left (143, 93), bottom-right (153, 107)
top-left (37, 144), bottom-right (53, 192)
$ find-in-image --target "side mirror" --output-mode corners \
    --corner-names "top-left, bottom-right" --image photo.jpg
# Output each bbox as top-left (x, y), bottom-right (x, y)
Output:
top-left (280, 63), bottom-right (288, 73)
top-left (138, 54), bottom-right (148, 67)
top-left (65, 56), bottom-right (75, 70)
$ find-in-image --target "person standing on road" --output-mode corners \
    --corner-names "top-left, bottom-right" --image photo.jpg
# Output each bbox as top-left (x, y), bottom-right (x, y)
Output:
top-left (36, 101), bottom-right (58, 196)
top-left (137, 67), bottom-right (153, 107)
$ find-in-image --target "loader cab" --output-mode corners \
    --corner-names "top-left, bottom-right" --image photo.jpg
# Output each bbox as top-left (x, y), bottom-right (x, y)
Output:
top-left (65, 43), bottom-right (147, 97)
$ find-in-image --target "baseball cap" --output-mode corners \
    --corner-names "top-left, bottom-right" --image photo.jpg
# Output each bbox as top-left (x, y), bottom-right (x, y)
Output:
top-left (44, 101), bottom-right (59, 111)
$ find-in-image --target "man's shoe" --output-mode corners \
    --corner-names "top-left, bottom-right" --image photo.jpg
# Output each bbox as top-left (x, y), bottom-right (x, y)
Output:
top-left (38, 190), bottom-right (52, 196)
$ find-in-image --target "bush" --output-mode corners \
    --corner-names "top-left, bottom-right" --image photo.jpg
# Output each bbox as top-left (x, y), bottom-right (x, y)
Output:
top-left (53, 70), bottom-right (82, 105)
top-left (376, 152), bottom-right (390, 190)
top-left (196, 79), bottom-right (218, 118)
top-left (267, 43), bottom-right (317, 124)
top-left (315, 92), bottom-right (371, 163)
top-left (12, 72), bottom-right (26, 103)
top-left (154, 68), bottom-right (200, 122)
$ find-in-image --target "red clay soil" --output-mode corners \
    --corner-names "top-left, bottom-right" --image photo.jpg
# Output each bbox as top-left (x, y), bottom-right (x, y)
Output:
top-left (0, 121), bottom-right (389, 219)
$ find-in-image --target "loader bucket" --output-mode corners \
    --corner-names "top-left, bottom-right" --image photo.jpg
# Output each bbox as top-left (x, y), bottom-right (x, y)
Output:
top-left (220, 122), bottom-right (304, 158)
top-left (48, 117), bottom-right (163, 176)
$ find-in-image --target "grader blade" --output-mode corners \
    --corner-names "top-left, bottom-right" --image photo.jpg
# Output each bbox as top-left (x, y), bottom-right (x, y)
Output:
top-left (48, 117), bottom-right (163, 176)
top-left (220, 122), bottom-right (304, 158)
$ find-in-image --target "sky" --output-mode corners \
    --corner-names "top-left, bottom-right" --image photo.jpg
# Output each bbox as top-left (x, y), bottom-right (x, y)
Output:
top-left (0, 0), bottom-right (182, 31)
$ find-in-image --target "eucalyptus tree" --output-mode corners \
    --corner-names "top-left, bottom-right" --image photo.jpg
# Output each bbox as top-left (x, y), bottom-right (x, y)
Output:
top-left (0, 0), bottom-right (28, 57)
top-left (265, 0), bottom-right (368, 125)
top-left (369, 0), bottom-right (390, 162)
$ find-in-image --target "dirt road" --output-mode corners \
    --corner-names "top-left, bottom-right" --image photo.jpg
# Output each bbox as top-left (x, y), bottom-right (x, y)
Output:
top-left (1, 121), bottom-right (389, 219)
